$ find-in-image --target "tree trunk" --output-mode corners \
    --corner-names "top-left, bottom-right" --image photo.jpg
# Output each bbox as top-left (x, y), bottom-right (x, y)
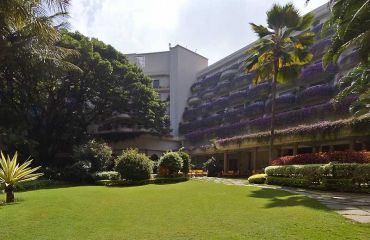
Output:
top-left (269, 66), bottom-right (278, 163)
top-left (5, 185), bottom-right (15, 203)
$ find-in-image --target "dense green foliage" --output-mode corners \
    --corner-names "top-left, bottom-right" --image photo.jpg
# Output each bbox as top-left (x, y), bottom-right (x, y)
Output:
top-left (2, 182), bottom-right (370, 240)
top-left (158, 151), bottom-right (183, 176)
top-left (244, 3), bottom-right (315, 160)
top-left (115, 149), bottom-right (152, 181)
top-left (0, 1), bottom-right (169, 168)
top-left (265, 163), bottom-right (370, 192)
top-left (177, 148), bottom-right (191, 174)
top-left (73, 140), bottom-right (112, 172)
top-left (322, 0), bottom-right (370, 115)
top-left (247, 174), bottom-right (267, 184)
top-left (13, 180), bottom-right (67, 192)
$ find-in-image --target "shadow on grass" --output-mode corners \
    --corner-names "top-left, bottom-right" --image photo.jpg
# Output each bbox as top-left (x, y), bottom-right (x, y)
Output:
top-left (247, 188), bottom-right (330, 211)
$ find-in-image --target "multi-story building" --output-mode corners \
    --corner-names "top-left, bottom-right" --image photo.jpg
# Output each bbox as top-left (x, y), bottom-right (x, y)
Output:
top-left (179, 4), bottom-right (370, 175)
top-left (90, 45), bottom-right (208, 159)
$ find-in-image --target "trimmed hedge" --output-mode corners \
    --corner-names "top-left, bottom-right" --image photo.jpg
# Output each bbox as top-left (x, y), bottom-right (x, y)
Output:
top-left (265, 163), bottom-right (370, 192)
top-left (13, 180), bottom-right (68, 192)
top-left (247, 174), bottom-right (266, 184)
top-left (96, 177), bottom-right (189, 187)
top-left (271, 151), bottom-right (370, 165)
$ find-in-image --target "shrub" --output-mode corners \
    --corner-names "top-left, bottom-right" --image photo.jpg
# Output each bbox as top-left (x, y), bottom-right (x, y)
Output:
top-left (271, 151), bottom-right (370, 166)
top-left (265, 163), bottom-right (370, 192)
top-left (158, 151), bottom-right (183, 176)
top-left (247, 174), bottom-right (266, 184)
top-left (115, 149), bottom-right (152, 181)
top-left (14, 180), bottom-right (67, 192)
top-left (203, 157), bottom-right (222, 177)
top-left (61, 161), bottom-right (94, 183)
top-left (178, 148), bottom-right (191, 175)
top-left (93, 171), bottom-right (120, 180)
top-left (73, 139), bottom-right (112, 172)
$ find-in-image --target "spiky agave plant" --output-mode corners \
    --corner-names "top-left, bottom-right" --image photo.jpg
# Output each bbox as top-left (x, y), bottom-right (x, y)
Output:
top-left (0, 152), bottom-right (43, 203)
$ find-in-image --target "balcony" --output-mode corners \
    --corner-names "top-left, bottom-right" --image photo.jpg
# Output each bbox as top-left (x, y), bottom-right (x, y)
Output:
top-left (220, 69), bottom-right (238, 81)
top-left (223, 109), bottom-right (243, 123)
top-left (214, 80), bottom-right (231, 95)
top-left (245, 101), bottom-right (265, 118)
top-left (228, 90), bottom-right (246, 106)
top-left (233, 72), bottom-right (254, 89)
top-left (246, 81), bottom-right (271, 100)
top-left (202, 90), bottom-right (215, 99)
top-left (310, 38), bottom-right (331, 58)
top-left (338, 50), bottom-right (360, 70)
top-left (265, 93), bottom-right (296, 111)
top-left (297, 84), bottom-right (335, 104)
top-left (188, 96), bottom-right (201, 106)
top-left (191, 82), bottom-right (202, 93)
top-left (201, 72), bottom-right (221, 89)
top-left (300, 62), bottom-right (336, 83)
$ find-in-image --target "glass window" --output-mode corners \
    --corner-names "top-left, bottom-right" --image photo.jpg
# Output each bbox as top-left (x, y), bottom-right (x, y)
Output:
top-left (153, 79), bottom-right (160, 89)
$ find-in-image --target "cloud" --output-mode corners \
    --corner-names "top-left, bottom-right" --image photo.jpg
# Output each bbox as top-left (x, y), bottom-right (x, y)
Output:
top-left (69, 0), bottom-right (328, 64)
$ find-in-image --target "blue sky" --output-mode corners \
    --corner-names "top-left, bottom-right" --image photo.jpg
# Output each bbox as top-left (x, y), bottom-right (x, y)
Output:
top-left (69, 0), bottom-right (328, 64)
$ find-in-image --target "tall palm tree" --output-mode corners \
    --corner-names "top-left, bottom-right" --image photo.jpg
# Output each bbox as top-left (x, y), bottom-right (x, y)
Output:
top-left (244, 3), bottom-right (315, 161)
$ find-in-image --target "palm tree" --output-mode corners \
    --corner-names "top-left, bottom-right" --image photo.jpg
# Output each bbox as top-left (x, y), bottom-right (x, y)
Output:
top-left (0, 152), bottom-right (43, 203)
top-left (320, 0), bottom-right (370, 116)
top-left (244, 3), bottom-right (315, 161)
top-left (0, 0), bottom-right (72, 65)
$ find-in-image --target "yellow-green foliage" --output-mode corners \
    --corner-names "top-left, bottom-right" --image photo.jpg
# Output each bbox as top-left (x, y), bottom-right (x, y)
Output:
top-left (0, 152), bottom-right (43, 187)
top-left (247, 174), bottom-right (267, 184)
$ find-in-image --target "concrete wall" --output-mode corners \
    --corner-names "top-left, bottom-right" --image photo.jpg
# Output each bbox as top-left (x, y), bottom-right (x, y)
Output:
top-left (169, 46), bottom-right (208, 136)
top-left (109, 134), bottom-right (180, 156)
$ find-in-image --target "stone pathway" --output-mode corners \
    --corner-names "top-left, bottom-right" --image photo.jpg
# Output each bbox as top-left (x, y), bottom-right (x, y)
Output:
top-left (194, 177), bottom-right (370, 223)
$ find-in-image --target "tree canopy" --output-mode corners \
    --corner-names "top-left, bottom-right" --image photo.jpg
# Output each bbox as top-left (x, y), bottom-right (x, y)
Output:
top-left (0, 1), bottom-right (169, 166)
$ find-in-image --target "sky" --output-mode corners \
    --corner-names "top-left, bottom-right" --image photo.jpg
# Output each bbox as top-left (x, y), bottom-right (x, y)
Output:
top-left (69, 0), bottom-right (328, 64)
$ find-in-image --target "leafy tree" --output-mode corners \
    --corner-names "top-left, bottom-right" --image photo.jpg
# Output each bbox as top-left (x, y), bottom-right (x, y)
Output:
top-left (244, 3), bottom-right (315, 161)
top-left (0, 152), bottom-right (43, 203)
top-left (320, 0), bottom-right (370, 115)
top-left (73, 139), bottom-right (112, 172)
top-left (0, 29), bottom-right (169, 166)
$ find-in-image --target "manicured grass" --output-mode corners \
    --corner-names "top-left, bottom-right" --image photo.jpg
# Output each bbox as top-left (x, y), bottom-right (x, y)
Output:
top-left (1, 181), bottom-right (369, 240)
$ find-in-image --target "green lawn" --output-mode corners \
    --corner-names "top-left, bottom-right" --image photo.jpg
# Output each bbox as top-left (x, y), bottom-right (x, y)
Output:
top-left (1, 181), bottom-right (369, 240)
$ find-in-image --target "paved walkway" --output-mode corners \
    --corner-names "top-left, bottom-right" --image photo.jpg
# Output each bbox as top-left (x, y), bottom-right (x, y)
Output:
top-left (194, 177), bottom-right (370, 223)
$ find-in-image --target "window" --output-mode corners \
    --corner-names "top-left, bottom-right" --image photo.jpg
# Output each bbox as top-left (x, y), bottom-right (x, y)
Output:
top-left (136, 56), bottom-right (145, 68)
top-left (153, 79), bottom-right (160, 89)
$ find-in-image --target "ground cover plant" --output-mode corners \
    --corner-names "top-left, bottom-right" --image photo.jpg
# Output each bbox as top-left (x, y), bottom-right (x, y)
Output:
top-left (1, 181), bottom-right (369, 240)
